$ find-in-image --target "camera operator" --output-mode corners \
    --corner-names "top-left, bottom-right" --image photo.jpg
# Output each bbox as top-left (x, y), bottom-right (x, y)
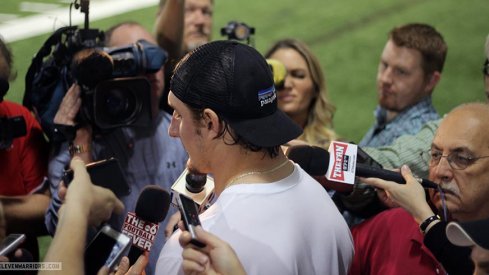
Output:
top-left (45, 22), bottom-right (188, 275)
top-left (0, 35), bottom-right (50, 263)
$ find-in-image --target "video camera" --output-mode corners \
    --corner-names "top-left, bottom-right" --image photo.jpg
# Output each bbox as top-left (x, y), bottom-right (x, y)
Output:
top-left (72, 39), bottom-right (167, 130)
top-left (220, 21), bottom-right (255, 46)
top-left (23, 0), bottom-right (166, 141)
top-left (220, 21), bottom-right (286, 90)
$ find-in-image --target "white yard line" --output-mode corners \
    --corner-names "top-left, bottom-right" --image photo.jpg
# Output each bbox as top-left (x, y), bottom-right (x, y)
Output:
top-left (0, 0), bottom-right (158, 42)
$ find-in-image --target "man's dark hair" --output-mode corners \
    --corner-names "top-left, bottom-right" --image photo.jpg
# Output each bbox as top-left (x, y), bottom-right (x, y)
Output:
top-left (189, 107), bottom-right (280, 158)
top-left (389, 23), bottom-right (447, 76)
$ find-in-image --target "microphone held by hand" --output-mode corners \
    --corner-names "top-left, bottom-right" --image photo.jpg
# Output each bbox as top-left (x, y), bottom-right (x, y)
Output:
top-left (287, 144), bottom-right (437, 189)
top-left (123, 185), bottom-right (171, 265)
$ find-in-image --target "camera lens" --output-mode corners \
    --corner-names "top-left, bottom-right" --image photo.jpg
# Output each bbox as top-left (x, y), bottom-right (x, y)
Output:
top-left (92, 77), bottom-right (151, 129)
top-left (101, 87), bottom-right (138, 124)
top-left (233, 24), bottom-right (251, 40)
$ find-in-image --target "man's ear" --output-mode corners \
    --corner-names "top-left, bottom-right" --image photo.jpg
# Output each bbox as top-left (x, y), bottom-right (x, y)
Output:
top-left (424, 71), bottom-right (441, 95)
top-left (202, 108), bottom-right (221, 136)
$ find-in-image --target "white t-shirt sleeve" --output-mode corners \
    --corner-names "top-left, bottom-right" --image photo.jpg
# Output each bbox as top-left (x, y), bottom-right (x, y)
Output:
top-left (155, 230), bottom-right (185, 275)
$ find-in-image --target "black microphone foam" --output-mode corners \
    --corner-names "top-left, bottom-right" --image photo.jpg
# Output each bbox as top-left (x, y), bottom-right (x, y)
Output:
top-left (135, 185), bottom-right (171, 223)
top-left (185, 172), bottom-right (207, 193)
top-left (287, 145), bottom-right (437, 189)
top-left (287, 145), bottom-right (328, 175)
top-left (128, 185), bottom-right (170, 265)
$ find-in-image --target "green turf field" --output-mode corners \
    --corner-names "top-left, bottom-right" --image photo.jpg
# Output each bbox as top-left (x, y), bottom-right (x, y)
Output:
top-left (1, 0), bottom-right (488, 261)
top-left (3, 0), bottom-right (489, 141)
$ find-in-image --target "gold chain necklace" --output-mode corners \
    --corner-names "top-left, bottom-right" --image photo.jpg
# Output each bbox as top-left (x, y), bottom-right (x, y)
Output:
top-left (226, 159), bottom-right (291, 189)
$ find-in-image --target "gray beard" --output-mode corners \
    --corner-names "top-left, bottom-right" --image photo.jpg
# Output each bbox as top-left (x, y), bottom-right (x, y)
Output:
top-left (185, 40), bottom-right (208, 52)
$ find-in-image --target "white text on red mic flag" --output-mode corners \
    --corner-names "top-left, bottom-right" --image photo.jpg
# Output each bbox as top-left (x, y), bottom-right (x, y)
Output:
top-left (326, 141), bottom-right (358, 184)
top-left (122, 212), bottom-right (159, 252)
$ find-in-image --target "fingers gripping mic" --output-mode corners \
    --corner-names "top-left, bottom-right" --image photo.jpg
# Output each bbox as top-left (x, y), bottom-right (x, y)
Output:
top-left (123, 185), bottom-right (171, 265)
top-left (287, 145), bottom-right (437, 189)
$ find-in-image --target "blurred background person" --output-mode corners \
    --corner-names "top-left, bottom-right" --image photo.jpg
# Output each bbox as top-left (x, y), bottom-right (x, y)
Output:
top-left (155, 0), bottom-right (214, 114)
top-left (156, 0), bottom-right (213, 55)
top-left (0, 34), bottom-right (50, 263)
top-left (265, 38), bottom-right (338, 149)
top-left (359, 23), bottom-right (446, 148)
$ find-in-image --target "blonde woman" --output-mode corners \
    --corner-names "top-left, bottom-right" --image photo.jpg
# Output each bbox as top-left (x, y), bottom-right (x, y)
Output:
top-left (265, 38), bottom-right (338, 148)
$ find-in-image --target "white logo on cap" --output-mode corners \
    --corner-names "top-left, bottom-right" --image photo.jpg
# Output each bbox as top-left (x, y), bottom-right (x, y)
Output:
top-left (258, 86), bottom-right (276, 107)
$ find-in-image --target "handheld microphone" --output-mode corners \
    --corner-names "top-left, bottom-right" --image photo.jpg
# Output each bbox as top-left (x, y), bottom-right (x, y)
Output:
top-left (122, 185), bottom-right (171, 265)
top-left (171, 168), bottom-right (215, 213)
top-left (287, 144), bottom-right (437, 189)
top-left (266, 59), bottom-right (286, 90)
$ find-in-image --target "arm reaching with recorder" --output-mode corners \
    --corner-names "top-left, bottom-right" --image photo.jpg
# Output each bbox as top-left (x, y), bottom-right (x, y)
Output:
top-left (40, 157), bottom-right (124, 275)
top-left (179, 225), bottom-right (246, 275)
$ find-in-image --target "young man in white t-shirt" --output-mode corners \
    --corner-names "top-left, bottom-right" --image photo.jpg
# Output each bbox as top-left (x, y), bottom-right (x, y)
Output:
top-left (156, 40), bottom-right (353, 275)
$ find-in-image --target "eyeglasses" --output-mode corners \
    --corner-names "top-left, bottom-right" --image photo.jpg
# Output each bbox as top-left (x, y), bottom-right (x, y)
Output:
top-left (483, 59), bottom-right (489, 76)
top-left (420, 149), bottom-right (489, 170)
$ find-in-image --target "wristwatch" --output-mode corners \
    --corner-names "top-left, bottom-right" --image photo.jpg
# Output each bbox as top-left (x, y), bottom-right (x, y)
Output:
top-left (69, 144), bottom-right (89, 156)
top-left (419, 214), bottom-right (441, 234)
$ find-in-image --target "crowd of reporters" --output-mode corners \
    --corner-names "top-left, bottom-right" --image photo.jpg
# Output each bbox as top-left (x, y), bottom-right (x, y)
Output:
top-left (1, 0), bottom-right (489, 274)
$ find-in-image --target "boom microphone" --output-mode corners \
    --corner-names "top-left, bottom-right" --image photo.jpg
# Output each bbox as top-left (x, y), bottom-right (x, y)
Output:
top-left (287, 145), bottom-right (437, 189)
top-left (122, 185), bottom-right (171, 265)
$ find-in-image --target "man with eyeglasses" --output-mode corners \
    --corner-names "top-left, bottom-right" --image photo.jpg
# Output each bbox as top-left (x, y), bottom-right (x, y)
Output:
top-left (356, 102), bottom-right (489, 274)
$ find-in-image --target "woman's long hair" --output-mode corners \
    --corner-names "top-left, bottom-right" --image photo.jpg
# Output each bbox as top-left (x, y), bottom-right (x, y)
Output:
top-left (265, 38), bottom-right (338, 148)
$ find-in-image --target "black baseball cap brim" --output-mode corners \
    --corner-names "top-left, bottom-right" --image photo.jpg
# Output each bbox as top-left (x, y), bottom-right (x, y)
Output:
top-left (224, 109), bottom-right (302, 147)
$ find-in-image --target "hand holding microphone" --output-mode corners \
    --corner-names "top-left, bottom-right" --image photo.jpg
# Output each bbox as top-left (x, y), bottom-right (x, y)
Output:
top-left (286, 143), bottom-right (437, 189)
top-left (360, 164), bottom-right (437, 223)
top-left (122, 185), bottom-right (171, 265)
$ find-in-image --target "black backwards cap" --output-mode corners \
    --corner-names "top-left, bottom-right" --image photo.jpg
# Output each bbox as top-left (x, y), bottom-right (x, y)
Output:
top-left (446, 218), bottom-right (489, 250)
top-left (170, 40), bottom-right (302, 147)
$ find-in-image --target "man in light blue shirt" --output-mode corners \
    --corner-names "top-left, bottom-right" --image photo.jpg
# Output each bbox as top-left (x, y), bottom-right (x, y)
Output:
top-left (360, 23), bottom-right (447, 147)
